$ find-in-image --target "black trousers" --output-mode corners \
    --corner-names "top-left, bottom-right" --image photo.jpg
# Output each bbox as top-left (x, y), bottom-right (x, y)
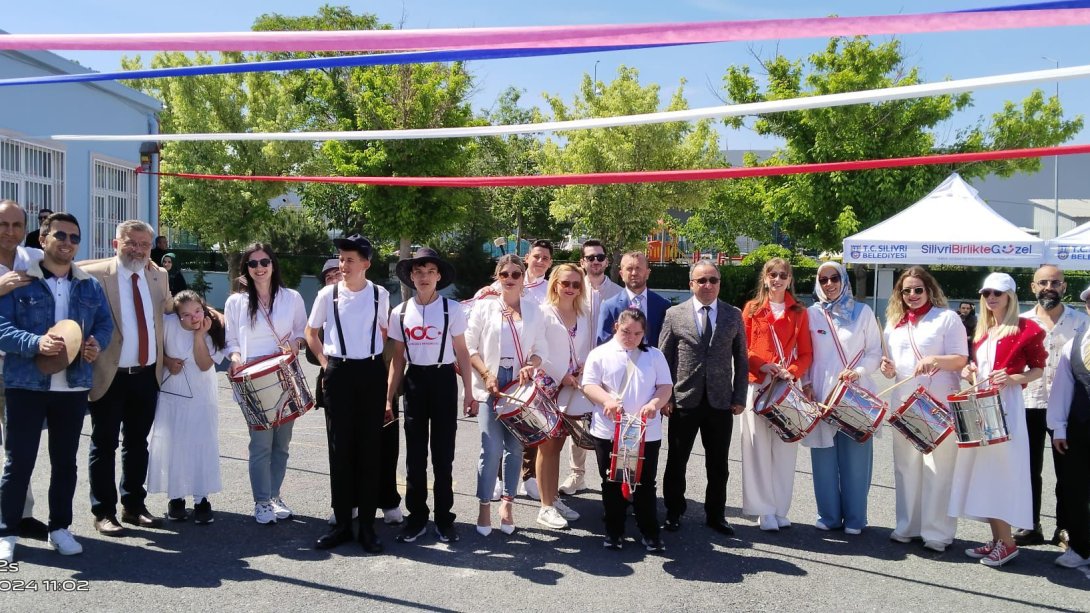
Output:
top-left (1026, 407), bottom-right (1065, 529)
top-left (88, 368), bottom-right (159, 518)
top-left (1058, 418), bottom-right (1090, 558)
top-left (593, 435), bottom-right (661, 539)
top-left (663, 399), bottom-right (733, 522)
top-left (403, 364), bottom-right (458, 527)
top-left (323, 357), bottom-right (387, 526)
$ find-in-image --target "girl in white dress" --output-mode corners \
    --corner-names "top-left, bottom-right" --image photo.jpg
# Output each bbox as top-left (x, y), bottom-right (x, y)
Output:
top-left (146, 290), bottom-right (225, 524)
top-left (953, 273), bottom-right (1045, 567)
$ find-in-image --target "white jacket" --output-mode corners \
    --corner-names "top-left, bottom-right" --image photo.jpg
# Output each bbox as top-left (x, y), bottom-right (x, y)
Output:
top-left (465, 295), bottom-right (550, 402)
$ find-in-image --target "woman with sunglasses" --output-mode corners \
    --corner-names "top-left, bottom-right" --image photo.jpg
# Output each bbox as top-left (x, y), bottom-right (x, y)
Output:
top-left (740, 257), bottom-right (813, 532)
top-left (535, 263), bottom-right (592, 529)
top-left (804, 262), bottom-right (883, 535)
top-left (466, 255), bottom-right (549, 536)
top-left (950, 273), bottom-right (1044, 567)
top-left (225, 243), bottom-right (308, 525)
top-left (879, 266), bottom-right (968, 552)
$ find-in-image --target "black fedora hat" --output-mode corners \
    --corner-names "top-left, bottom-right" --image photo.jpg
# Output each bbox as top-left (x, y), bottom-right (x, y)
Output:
top-left (332, 234), bottom-right (373, 259)
top-left (395, 247), bottom-right (455, 291)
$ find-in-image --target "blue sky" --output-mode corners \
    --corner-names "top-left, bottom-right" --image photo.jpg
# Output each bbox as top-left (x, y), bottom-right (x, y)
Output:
top-left (3, 1), bottom-right (1088, 150)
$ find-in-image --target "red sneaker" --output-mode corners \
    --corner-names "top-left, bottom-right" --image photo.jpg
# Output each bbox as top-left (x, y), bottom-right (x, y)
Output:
top-left (964, 541), bottom-right (994, 559)
top-left (981, 541), bottom-right (1019, 567)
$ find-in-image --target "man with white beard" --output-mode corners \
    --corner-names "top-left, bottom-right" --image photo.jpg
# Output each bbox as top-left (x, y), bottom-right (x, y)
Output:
top-left (82, 220), bottom-right (171, 536)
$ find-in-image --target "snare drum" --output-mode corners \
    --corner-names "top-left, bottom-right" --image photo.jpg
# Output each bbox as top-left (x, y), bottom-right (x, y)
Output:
top-left (229, 353), bottom-right (314, 431)
top-left (556, 385), bottom-right (594, 416)
top-left (560, 412), bottom-right (596, 450)
top-left (947, 387), bottom-right (1009, 448)
top-left (494, 380), bottom-right (564, 448)
top-left (609, 413), bottom-right (646, 501)
top-left (823, 381), bottom-right (888, 443)
top-left (753, 378), bottom-right (824, 443)
top-left (887, 386), bottom-right (954, 454)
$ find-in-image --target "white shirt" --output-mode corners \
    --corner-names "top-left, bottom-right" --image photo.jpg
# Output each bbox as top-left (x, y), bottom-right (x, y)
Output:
top-left (692, 298), bottom-right (717, 336)
top-left (1047, 336), bottom-right (1090, 439)
top-left (115, 261), bottom-right (157, 368)
top-left (225, 288), bottom-right (307, 361)
top-left (388, 296), bottom-right (466, 365)
top-left (44, 271), bottom-right (87, 392)
top-left (581, 337), bottom-right (672, 441)
top-left (883, 308), bottom-right (969, 406)
top-left (308, 280), bottom-right (389, 359)
top-left (586, 275), bottom-right (622, 338)
top-left (524, 275), bottom-right (548, 304)
top-left (1021, 305), bottom-right (1089, 408)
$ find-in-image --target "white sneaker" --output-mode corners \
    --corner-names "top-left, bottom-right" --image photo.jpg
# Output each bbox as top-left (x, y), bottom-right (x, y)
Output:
top-left (814, 519), bottom-right (833, 531)
top-left (383, 507), bottom-right (405, 525)
top-left (923, 540), bottom-right (947, 553)
top-left (254, 502), bottom-right (277, 525)
top-left (270, 497), bottom-right (293, 520)
top-left (491, 478), bottom-right (503, 502)
top-left (776, 516), bottom-right (792, 529)
top-left (889, 532), bottom-right (912, 544)
top-left (553, 498), bottom-right (580, 522)
top-left (1055, 548), bottom-right (1090, 568)
top-left (522, 478), bottom-right (541, 501)
top-left (844, 527), bottom-right (862, 536)
top-left (48, 529), bottom-right (82, 556)
top-left (759, 515), bottom-right (779, 532)
top-left (558, 474), bottom-right (586, 495)
top-left (537, 506), bottom-right (569, 529)
top-left (0, 536), bottom-right (15, 563)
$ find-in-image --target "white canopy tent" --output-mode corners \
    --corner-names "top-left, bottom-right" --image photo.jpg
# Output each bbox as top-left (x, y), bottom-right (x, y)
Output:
top-left (1046, 220), bottom-right (1090, 268)
top-left (843, 173), bottom-right (1045, 267)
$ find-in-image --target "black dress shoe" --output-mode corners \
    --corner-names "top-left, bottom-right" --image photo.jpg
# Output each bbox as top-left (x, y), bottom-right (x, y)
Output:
top-left (358, 527), bottom-right (384, 554)
top-left (17, 517), bottom-right (50, 540)
top-left (706, 518), bottom-right (736, 536)
top-left (121, 508), bottom-right (163, 528)
top-left (661, 518), bottom-right (681, 532)
top-left (94, 515), bottom-right (126, 536)
top-left (1013, 525), bottom-right (1044, 546)
top-left (316, 526), bottom-right (353, 550)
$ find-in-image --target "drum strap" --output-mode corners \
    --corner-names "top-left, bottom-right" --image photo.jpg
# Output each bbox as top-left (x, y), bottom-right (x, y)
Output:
top-left (331, 282), bottom-right (380, 358)
top-left (258, 299), bottom-right (290, 348)
top-left (501, 306), bottom-right (526, 366)
top-left (906, 321), bottom-right (937, 378)
top-left (399, 297), bottom-right (450, 366)
top-left (821, 309), bottom-right (863, 370)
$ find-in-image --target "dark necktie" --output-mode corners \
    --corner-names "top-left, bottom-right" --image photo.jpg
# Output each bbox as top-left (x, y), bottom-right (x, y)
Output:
top-left (701, 305), bottom-right (713, 347)
top-left (132, 272), bottom-right (149, 366)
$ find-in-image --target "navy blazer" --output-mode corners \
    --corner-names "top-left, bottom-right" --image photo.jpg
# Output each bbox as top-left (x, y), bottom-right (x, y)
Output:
top-left (597, 289), bottom-right (670, 348)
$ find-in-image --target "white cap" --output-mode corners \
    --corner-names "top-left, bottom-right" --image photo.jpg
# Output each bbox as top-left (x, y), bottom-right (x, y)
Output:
top-left (979, 272), bottom-right (1016, 294)
top-left (1080, 285), bottom-right (1090, 302)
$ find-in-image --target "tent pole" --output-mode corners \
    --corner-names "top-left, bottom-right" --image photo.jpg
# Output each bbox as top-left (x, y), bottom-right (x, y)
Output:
top-left (873, 266), bottom-right (878, 312)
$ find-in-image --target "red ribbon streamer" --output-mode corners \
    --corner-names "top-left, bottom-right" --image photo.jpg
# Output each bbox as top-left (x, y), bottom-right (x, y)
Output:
top-left (138, 142), bottom-right (1090, 187)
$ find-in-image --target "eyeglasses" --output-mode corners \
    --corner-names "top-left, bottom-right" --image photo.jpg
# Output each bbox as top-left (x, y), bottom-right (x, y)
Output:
top-left (498, 270), bottom-right (523, 280)
top-left (122, 239), bottom-right (152, 250)
top-left (692, 277), bottom-right (720, 285)
top-left (980, 289), bottom-right (1006, 298)
top-left (1035, 279), bottom-right (1064, 288)
top-left (583, 254), bottom-right (608, 262)
top-left (247, 258), bottom-right (272, 269)
top-left (559, 280), bottom-right (582, 289)
top-left (48, 230), bottom-right (81, 245)
top-left (767, 272), bottom-right (789, 280)
top-left (901, 287), bottom-right (926, 296)
top-left (818, 275), bottom-right (841, 285)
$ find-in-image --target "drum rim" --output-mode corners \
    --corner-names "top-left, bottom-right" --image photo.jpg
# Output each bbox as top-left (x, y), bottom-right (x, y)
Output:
top-left (947, 387), bottom-right (1000, 402)
top-left (229, 352), bottom-right (296, 382)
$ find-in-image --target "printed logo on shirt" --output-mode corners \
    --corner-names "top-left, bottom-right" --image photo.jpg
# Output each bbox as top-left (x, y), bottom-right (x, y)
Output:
top-left (406, 325), bottom-right (442, 341)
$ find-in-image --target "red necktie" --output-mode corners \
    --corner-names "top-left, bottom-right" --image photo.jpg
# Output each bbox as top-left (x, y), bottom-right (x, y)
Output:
top-left (131, 272), bottom-right (149, 366)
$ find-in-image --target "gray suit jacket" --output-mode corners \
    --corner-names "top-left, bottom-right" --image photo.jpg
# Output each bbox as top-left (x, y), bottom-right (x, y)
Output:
top-left (659, 298), bottom-right (748, 410)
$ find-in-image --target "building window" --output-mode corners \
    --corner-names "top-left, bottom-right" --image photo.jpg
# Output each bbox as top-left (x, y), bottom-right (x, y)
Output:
top-left (90, 158), bottom-right (138, 260)
top-left (0, 136), bottom-right (66, 219)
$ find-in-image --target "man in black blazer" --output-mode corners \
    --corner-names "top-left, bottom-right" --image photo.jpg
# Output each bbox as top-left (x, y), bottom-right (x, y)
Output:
top-left (658, 260), bottom-right (748, 535)
top-left (597, 251), bottom-right (669, 347)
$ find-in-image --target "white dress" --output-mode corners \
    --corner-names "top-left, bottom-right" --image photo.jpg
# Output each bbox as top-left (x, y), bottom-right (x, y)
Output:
top-left (948, 335), bottom-right (1033, 529)
top-left (146, 315), bottom-right (225, 499)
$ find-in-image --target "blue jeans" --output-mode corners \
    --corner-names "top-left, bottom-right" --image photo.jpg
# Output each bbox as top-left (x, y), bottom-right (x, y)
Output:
top-left (248, 419), bottom-right (295, 503)
top-left (476, 367), bottom-right (524, 502)
top-left (810, 431), bottom-right (873, 531)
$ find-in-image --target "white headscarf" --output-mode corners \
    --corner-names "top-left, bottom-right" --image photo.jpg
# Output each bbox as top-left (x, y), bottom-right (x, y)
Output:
top-left (813, 261), bottom-right (861, 325)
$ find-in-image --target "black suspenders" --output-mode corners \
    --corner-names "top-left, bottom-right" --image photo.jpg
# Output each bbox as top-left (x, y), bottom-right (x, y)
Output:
top-left (399, 296), bottom-right (449, 366)
top-left (332, 282), bottom-right (380, 358)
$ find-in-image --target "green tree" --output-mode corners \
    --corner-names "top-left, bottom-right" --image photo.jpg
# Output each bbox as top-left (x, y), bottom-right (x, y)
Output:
top-left (698, 36), bottom-right (1083, 251)
top-left (120, 52), bottom-right (311, 281)
top-left (256, 207), bottom-right (334, 287)
top-left (539, 67), bottom-right (723, 270)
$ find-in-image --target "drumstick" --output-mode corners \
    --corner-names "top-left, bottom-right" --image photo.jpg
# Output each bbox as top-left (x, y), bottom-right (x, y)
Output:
top-left (876, 375), bottom-right (920, 398)
top-left (954, 377), bottom-right (991, 397)
top-left (383, 417), bottom-right (400, 428)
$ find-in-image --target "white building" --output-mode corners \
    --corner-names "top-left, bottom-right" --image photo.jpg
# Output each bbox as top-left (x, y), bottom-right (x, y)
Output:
top-left (0, 40), bottom-right (162, 259)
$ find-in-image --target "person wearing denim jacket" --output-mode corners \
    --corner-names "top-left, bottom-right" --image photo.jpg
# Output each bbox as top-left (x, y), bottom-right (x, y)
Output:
top-left (0, 212), bottom-right (113, 564)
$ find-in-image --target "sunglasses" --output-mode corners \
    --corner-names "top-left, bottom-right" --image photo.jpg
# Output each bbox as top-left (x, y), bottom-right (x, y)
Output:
top-left (498, 270), bottom-right (523, 280)
top-left (583, 253), bottom-right (607, 262)
top-left (559, 280), bottom-right (582, 290)
top-left (980, 289), bottom-right (1006, 298)
top-left (692, 277), bottom-right (720, 286)
top-left (247, 258), bottom-right (272, 269)
top-left (901, 287), bottom-right (926, 296)
top-left (1035, 279), bottom-right (1064, 288)
top-left (767, 272), bottom-right (789, 280)
top-left (48, 230), bottom-right (81, 245)
top-left (818, 275), bottom-right (841, 285)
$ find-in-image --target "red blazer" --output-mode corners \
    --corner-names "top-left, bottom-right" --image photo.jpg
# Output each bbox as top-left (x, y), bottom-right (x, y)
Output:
top-left (973, 318), bottom-right (1047, 384)
top-left (743, 293), bottom-right (813, 383)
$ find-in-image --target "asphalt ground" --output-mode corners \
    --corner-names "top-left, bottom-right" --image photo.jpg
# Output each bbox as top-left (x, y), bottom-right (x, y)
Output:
top-left (2, 359), bottom-right (1088, 612)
